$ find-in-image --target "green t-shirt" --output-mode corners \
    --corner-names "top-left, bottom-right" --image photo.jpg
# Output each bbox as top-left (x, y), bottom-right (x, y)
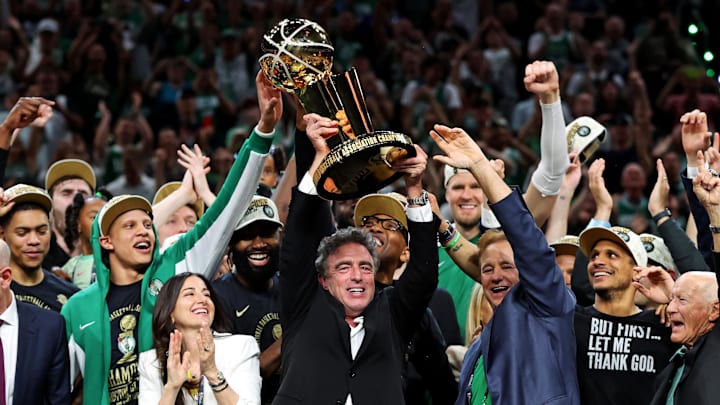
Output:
top-left (471, 355), bottom-right (492, 405)
top-left (438, 233), bottom-right (480, 341)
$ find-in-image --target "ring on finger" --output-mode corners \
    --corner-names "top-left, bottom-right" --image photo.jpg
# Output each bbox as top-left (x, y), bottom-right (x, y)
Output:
top-left (203, 344), bottom-right (211, 352)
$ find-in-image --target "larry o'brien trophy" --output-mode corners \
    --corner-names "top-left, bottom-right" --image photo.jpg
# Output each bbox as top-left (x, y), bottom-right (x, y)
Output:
top-left (259, 18), bottom-right (416, 200)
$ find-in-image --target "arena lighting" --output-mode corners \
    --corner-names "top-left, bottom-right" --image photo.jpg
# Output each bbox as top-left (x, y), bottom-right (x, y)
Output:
top-left (688, 24), bottom-right (699, 35)
top-left (704, 51), bottom-right (714, 62)
top-left (707, 68), bottom-right (715, 77)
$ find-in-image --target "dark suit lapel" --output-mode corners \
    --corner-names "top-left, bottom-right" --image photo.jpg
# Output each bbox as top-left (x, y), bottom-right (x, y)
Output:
top-left (14, 303), bottom-right (38, 390)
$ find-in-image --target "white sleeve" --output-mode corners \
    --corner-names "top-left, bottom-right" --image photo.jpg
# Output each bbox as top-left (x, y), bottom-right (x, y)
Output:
top-left (138, 350), bottom-right (164, 404)
top-left (215, 335), bottom-right (262, 405)
top-left (530, 99), bottom-right (569, 196)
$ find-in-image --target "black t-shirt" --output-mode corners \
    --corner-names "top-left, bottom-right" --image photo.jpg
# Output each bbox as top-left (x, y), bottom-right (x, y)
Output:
top-left (12, 269), bottom-right (79, 312)
top-left (106, 280), bottom-right (142, 405)
top-left (214, 273), bottom-right (281, 404)
top-left (42, 232), bottom-right (71, 271)
top-left (575, 306), bottom-right (678, 405)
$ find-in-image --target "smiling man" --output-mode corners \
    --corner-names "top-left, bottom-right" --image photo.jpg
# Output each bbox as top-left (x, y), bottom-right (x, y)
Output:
top-left (275, 113), bottom-right (438, 404)
top-left (438, 166), bottom-right (484, 340)
top-left (60, 71), bottom-right (282, 405)
top-left (1, 184), bottom-right (78, 312)
top-left (575, 226), bottom-right (676, 405)
top-left (354, 193), bottom-right (459, 404)
top-left (214, 195), bottom-right (284, 404)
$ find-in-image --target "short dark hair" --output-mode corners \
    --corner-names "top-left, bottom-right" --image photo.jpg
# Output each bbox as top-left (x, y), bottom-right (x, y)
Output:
top-left (0, 202), bottom-right (49, 228)
top-left (315, 227), bottom-right (379, 277)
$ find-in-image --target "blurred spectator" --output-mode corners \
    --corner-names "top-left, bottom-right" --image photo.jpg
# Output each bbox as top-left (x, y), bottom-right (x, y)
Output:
top-left (527, 2), bottom-right (585, 72)
top-left (601, 15), bottom-right (630, 76)
top-left (215, 28), bottom-right (253, 105)
top-left (105, 143), bottom-right (156, 200)
top-left (656, 65), bottom-right (720, 128)
top-left (401, 55), bottom-right (462, 139)
top-left (565, 40), bottom-right (625, 99)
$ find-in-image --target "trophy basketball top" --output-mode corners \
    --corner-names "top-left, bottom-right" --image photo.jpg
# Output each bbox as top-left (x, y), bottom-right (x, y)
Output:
top-left (259, 18), bottom-right (416, 200)
top-left (259, 18), bottom-right (334, 92)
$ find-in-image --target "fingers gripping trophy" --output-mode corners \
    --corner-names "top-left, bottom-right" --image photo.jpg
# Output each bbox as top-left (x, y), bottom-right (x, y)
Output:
top-left (259, 18), bottom-right (416, 199)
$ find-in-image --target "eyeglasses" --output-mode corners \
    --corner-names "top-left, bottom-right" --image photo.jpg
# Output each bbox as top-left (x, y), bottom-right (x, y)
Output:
top-left (361, 216), bottom-right (405, 232)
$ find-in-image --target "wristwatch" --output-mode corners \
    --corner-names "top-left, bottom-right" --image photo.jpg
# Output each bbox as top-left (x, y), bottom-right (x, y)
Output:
top-left (438, 221), bottom-right (455, 244)
top-left (208, 370), bottom-right (226, 387)
top-left (407, 190), bottom-right (429, 206)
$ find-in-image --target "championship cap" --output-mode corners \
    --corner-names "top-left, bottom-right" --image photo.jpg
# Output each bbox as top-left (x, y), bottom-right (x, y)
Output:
top-left (443, 165), bottom-right (470, 187)
top-left (4, 184), bottom-right (52, 213)
top-left (152, 182), bottom-right (204, 220)
top-left (639, 233), bottom-right (676, 271)
top-left (354, 192), bottom-right (408, 230)
top-left (566, 116), bottom-right (606, 164)
top-left (550, 235), bottom-right (580, 257)
top-left (45, 159), bottom-right (96, 192)
top-left (97, 195), bottom-right (152, 236)
top-left (579, 226), bottom-right (647, 266)
top-left (235, 196), bottom-right (283, 231)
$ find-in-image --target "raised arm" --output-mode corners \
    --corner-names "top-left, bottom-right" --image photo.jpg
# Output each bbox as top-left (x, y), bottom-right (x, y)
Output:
top-left (649, 158), bottom-right (709, 272)
top-left (431, 125), bottom-right (574, 316)
top-left (279, 113), bottom-right (337, 328)
top-left (521, 61), bottom-right (570, 227)
top-left (545, 153), bottom-right (581, 243)
top-left (160, 72), bottom-right (279, 280)
top-left (691, 151), bottom-right (720, 301)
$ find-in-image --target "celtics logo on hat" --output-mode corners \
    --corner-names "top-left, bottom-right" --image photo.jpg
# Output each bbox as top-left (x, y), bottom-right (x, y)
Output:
top-left (615, 227), bottom-right (631, 242)
top-left (577, 126), bottom-right (591, 137)
top-left (263, 204), bottom-right (274, 218)
top-left (643, 242), bottom-right (654, 252)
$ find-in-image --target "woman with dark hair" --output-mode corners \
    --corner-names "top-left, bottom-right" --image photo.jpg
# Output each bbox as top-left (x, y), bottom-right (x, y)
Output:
top-left (61, 189), bottom-right (111, 288)
top-left (139, 272), bottom-right (261, 404)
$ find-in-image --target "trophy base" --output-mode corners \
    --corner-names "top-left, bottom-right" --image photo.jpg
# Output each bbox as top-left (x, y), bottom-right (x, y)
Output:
top-left (313, 131), bottom-right (416, 200)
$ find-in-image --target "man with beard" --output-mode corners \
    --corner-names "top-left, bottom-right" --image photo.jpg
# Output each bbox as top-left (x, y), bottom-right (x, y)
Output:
top-left (214, 195), bottom-right (283, 404)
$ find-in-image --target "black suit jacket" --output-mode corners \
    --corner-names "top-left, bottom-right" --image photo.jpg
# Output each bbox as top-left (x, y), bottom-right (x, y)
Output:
top-left (649, 191), bottom-right (720, 405)
top-left (13, 301), bottom-right (71, 404)
top-left (274, 189), bottom-right (439, 405)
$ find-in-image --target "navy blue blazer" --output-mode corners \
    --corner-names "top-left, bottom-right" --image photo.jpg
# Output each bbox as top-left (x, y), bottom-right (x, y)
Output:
top-left (13, 301), bottom-right (71, 404)
top-left (456, 189), bottom-right (580, 405)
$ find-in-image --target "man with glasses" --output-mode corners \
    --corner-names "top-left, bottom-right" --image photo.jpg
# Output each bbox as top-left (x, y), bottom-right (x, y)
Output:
top-left (214, 195), bottom-right (283, 404)
top-left (353, 193), bottom-right (459, 404)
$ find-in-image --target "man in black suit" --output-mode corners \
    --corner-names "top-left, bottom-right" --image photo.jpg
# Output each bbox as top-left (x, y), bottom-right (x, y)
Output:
top-left (274, 114), bottom-right (438, 404)
top-left (0, 238), bottom-right (71, 404)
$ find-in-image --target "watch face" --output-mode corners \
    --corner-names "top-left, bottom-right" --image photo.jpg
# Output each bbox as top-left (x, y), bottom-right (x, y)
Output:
top-left (217, 371), bottom-right (225, 380)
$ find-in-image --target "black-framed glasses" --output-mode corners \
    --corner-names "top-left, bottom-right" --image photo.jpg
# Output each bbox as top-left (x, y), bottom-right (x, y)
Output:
top-left (361, 216), bottom-right (405, 232)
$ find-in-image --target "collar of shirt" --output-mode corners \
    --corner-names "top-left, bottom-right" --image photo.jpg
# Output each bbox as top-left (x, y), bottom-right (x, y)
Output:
top-left (0, 294), bottom-right (18, 327)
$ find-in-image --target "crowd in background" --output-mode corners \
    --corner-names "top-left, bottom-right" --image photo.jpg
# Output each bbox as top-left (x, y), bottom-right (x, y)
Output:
top-left (0, 0), bottom-right (715, 229)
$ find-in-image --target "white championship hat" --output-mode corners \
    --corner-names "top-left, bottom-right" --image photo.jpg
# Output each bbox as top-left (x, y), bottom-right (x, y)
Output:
top-left (566, 116), bottom-right (606, 164)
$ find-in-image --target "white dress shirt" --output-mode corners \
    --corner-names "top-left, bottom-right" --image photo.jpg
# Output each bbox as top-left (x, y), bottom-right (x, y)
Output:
top-left (0, 294), bottom-right (19, 405)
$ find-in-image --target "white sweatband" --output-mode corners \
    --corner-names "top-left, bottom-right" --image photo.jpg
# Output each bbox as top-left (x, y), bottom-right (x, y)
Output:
top-left (530, 100), bottom-right (569, 196)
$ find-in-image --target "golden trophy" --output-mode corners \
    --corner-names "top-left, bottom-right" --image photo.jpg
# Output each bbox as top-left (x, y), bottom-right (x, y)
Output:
top-left (259, 18), bottom-right (416, 200)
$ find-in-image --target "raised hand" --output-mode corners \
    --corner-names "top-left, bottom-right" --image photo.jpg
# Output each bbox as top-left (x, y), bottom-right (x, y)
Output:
top-left (1, 97), bottom-right (55, 133)
top-left (648, 158), bottom-right (670, 217)
top-left (390, 144), bottom-right (427, 189)
top-left (177, 144), bottom-right (214, 205)
top-left (523, 60), bottom-right (560, 104)
top-left (303, 113), bottom-right (336, 154)
top-left (429, 124), bottom-right (486, 169)
top-left (165, 330), bottom-right (200, 390)
top-left (256, 71), bottom-right (283, 133)
top-left (693, 150), bottom-right (720, 211)
top-left (680, 109), bottom-right (711, 167)
top-left (196, 322), bottom-right (218, 376)
top-left (707, 132), bottom-right (720, 173)
top-left (587, 158), bottom-right (612, 220)
top-left (561, 152), bottom-right (582, 193)
top-left (632, 266), bottom-right (673, 305)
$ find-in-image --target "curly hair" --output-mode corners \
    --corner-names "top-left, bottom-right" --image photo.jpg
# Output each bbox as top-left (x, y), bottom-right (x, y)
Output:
top-left (314, 227), bottom-right (380, 277)
top-left (64, 189), bottom-right (112, 250)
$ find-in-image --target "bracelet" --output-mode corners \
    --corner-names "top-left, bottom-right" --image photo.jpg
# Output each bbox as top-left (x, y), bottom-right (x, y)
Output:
top-left (211, 381), bottom-right (229, 393)
top-left (438, 222), bottom-right (456, 245)
top-left (652, 208), bottom-right (671, 223)
top-left (710, 224), bottom-right (720, 234)
top-left (444, 231), bottom-right (461, 250)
